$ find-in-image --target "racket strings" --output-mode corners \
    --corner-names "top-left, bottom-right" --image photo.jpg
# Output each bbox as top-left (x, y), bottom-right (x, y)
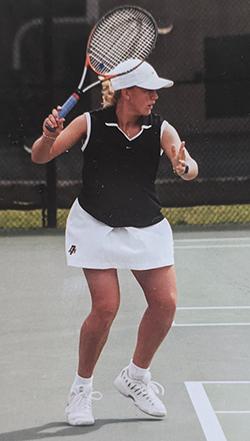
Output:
top-left (90, 23), bottom-right (155, 73)
top-left (93, 17), bottom-right (155, 57)
top-left (91, 26), bottom-right (147, 72)
top-left (88, 7), bottom-right (157, 74)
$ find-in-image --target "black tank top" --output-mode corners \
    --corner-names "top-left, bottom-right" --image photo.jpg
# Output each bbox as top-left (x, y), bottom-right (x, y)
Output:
top-left (78, 106), bottom-right (164, 227)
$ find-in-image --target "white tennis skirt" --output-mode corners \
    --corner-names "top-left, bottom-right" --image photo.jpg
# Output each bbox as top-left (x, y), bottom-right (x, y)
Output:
top-left (65, 199), bottom-right (174, 270)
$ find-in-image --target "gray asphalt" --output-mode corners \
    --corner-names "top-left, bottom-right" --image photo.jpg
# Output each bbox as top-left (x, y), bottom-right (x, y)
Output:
top-left (1, 228), bottom-right (250, 441)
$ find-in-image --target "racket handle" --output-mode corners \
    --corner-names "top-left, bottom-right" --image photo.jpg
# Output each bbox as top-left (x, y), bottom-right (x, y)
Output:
top-left (45, 92), bottom-right (81, 132)
top-left (59, 92), bottom-right (81, 118)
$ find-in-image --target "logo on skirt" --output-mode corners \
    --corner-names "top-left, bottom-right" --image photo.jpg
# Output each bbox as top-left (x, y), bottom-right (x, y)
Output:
top-left (68, 245), bottom-right (77, 255)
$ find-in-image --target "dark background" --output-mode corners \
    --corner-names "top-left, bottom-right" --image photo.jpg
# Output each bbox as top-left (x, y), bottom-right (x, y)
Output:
top-left (0, 0), bottom-right (249, 226)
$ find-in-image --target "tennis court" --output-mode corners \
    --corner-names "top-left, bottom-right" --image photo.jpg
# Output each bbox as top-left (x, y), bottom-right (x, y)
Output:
top-left (0, 227), bottom-right (249, 441)
top-left (1, 1), bottom-right (250, 439)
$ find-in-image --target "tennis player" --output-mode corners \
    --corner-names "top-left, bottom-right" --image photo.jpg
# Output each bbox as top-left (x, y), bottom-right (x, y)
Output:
top-left (32, 59), bottom-right (198, 426)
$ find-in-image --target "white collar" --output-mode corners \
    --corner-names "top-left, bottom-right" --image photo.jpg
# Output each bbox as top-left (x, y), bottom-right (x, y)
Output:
top-left (105, 122), bottom-right (152, 141)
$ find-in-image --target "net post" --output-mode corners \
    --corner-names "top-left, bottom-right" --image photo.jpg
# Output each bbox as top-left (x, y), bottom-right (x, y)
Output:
top-left (43, 0), bottom-right (57, 228)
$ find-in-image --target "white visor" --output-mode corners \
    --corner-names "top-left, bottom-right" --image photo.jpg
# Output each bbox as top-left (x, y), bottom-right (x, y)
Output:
top-left (110, 59), bottom-right (174, 91)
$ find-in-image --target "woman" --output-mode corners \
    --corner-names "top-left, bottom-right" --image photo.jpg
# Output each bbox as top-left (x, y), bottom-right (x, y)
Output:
top-left (32, 59), bottom-right (198, 426)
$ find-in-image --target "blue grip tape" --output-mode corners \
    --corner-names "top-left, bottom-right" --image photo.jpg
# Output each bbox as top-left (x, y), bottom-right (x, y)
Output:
top-left (59, 93), bottom-right (80, 118)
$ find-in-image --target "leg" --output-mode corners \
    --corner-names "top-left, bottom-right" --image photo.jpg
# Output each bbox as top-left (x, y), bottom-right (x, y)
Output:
top-left (78, 268), bottom-right (120, 378)
top-left (114, 265), bottom-right (176, 417)
top-left (66, 268), bottom-right (120, 426)
top-left (131, 265), bottom-right (177, 368)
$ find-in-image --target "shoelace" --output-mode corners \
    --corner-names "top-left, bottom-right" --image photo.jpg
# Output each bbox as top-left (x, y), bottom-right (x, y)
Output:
top-left (69, 388), bottom-right (103, 411)
top-left (128, 377), bottom-right (165, 401)
top-left (148, 380), bottom-right (165, 396)
top-left (90, 391), bottom-right (103, 401)
top-left (139, 380), bottom-right (165, 405)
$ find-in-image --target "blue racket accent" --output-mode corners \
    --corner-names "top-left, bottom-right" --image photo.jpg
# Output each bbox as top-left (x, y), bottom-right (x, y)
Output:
top-left (45, 6), bottom-right (158, 129)
top-left (98, 62), bottom-right (105, 72)
top-left (59, 93), bottom-right (80, 118)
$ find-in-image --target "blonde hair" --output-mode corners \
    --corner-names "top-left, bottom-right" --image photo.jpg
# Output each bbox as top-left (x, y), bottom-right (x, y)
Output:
top-left (99, 77), bottom-right (120, 108)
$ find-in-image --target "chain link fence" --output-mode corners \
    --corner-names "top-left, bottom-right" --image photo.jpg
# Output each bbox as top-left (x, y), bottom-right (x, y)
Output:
top-left (0, 0), bottom-right (250, 229)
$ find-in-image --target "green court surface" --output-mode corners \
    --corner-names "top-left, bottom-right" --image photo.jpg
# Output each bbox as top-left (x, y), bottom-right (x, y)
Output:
top-left (0, 228), bottom-right (249, 441)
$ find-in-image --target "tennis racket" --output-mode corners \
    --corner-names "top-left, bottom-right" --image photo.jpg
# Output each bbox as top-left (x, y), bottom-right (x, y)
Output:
top-left (48, 5), bottom-right (158, 126)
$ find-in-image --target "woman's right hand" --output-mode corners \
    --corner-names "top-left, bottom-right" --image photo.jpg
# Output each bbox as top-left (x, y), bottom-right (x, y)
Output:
top-left (42, 106), bottom-right (65, 138)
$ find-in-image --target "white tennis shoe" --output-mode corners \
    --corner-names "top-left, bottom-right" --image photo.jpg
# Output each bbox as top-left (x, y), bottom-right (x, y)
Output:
top-left (65, 384), bottom-right (102, 426)
top-left (114, 366), bottom-right (167, 417)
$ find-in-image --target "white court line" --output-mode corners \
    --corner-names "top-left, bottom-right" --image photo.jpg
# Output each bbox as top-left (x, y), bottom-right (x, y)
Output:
top-left (173, 322), bottom-right (250, 327)
top-left (202, 381), bottom-right (250, 384)
top-left (175, 244), bottom-right (250, 249)
top-left (175, 306), bottom-right (250, 326)
top-left (174, 237), bottom-right (250, 249)
top-left (174, 237), bottom-right (250, 243)
top-left (215, 411), bottom-right (250, 414)
top-left (185, 382), bottom-right (227, 441)
top-left (177, 306), bottom-right (250, 310)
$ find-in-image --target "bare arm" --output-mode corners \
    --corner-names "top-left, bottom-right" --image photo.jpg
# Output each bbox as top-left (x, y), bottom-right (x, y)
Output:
top-left (161, 122), bottom-right (198, 180)
top-left (31, 107), bottom-right (88, 164)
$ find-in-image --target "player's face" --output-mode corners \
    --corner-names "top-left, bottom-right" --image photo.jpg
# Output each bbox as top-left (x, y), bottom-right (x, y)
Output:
top-left (127, 87), bottom-right (159, 116)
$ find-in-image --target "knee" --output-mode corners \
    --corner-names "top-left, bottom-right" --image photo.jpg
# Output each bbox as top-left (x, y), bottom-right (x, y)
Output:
top-left (92, 301), bottom-right (119, 330)
top-left (167, 290), bottom-right (177, 315)
top-left (150, 290), bottom-right (177, 318)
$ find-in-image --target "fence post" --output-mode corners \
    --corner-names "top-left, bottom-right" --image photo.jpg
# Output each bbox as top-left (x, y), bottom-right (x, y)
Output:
top-left (43, 0), bottom-right (57, 228)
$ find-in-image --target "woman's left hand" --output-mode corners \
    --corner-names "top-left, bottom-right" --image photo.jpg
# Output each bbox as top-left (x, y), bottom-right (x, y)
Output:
top-left (171, 141), bottom-right (187, 176)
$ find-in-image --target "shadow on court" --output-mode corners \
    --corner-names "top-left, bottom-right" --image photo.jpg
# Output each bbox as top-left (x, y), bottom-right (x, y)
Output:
top-left (0, 418), bottom-right (160, 441)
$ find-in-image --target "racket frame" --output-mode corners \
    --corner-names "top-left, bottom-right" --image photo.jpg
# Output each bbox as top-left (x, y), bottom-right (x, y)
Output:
top-left (48, 5), bottom-right (158, 120)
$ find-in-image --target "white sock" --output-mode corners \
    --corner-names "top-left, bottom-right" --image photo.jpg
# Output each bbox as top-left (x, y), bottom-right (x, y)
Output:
top-left (128, 361), bottom-right (149, 380)
top-left (73, 373), bottom-right (93, 388)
